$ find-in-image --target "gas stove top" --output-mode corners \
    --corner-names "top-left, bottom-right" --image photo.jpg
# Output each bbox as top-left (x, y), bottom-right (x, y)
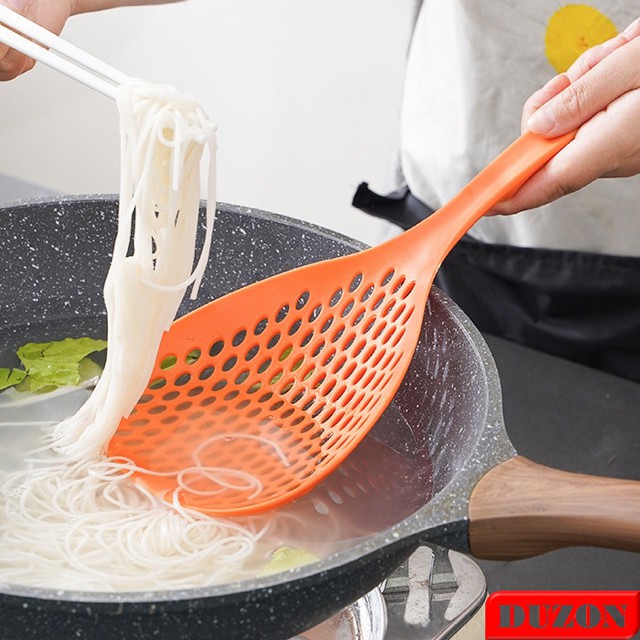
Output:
top-left (294, 546), bottom-right (485, 640)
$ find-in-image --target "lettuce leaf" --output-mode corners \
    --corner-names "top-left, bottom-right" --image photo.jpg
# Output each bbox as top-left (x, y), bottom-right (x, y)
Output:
top-left (259, 546), bottom-right (320, 576)
top-left (17, 337), bottom-right (107, 368)
top-left (3, 337), bottom-right (108, 393)
top-left (0, 368), bottom-right (27, 391)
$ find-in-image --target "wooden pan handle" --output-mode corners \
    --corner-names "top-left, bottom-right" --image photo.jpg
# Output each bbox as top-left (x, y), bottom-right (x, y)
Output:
top-left (468, 455), bottom-right (640, 560)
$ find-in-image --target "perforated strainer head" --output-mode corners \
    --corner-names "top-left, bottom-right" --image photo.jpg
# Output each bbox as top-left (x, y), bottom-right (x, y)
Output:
top-left (108, 131), bottom-right (574, 515)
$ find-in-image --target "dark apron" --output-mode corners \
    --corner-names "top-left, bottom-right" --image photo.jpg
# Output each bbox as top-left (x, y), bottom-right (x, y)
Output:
top-left (353, 182), bottom-right (640, 382)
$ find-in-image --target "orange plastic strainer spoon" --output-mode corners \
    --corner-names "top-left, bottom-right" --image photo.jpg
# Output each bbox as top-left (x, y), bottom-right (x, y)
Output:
top-left (108, 130), bottom-right (575, 516)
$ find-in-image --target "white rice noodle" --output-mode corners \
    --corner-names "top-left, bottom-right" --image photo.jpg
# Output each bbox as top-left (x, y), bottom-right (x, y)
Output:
top-left (0, 453), bottom-right (272, 591)
top-left (53, 80), bottom-right (216, 460)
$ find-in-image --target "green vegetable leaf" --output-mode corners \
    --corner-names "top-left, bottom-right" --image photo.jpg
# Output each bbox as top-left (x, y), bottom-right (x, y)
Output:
top-left (17, 337), bottom-right (107, 368)
top-left (0, 367), bottom-right (27, 391)
top-left (12, 337), bottom-right (108, 393)
top-left (259, 547), bottom-right (320, 577)
top-left (22, 360), bottom-right (81, 392)
top-left (78, 357), bottom-right (103, 383)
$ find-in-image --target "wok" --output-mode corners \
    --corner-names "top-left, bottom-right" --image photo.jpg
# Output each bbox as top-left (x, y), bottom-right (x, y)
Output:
top-left (0, 197), bottom-right (639, 640)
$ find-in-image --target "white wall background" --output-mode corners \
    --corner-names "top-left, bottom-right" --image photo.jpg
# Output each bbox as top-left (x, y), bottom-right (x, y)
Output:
top-left (0, 0), bottom-right (414, 245)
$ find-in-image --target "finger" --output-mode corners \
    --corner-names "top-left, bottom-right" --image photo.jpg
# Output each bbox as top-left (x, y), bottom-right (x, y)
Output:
top-left (489, 163), bottom-right (583, 216)
top-left (0, 0), bottom-right (36, 79)
top-left (623, 17), bottom-right (640, 41)
top-left (0, 41), bottom-right (10, 65)
top-left (1, 0), bottom-right (31, 14)
top-left (521, 74), bottom-right (570, 133)
top-left (488, 155), bottom-right (587, 217)
top-left (565, 38), bottom-right (622, 82)
top-left (0, 46), bottom-right (30, 80)
top-left (527, 37), bottom-right (640, 136)
top-left (0, 1), bottom-right (74, 80)
top-left (492, 112), bottom-right (625, 215)
top-left (565, 16), bottom-right (640, 84)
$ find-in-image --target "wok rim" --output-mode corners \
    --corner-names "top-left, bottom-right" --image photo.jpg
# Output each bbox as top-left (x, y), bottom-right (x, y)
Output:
top-left (0, 196), bottom-right (515, 608)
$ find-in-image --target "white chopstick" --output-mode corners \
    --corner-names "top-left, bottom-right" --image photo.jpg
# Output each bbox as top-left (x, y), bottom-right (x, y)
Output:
top-left (0, 5), bottom-right (130, 99)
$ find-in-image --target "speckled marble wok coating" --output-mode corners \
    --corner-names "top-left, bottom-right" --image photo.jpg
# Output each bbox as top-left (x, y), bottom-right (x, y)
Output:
top-left (0, 197), bottom-right (513, 640)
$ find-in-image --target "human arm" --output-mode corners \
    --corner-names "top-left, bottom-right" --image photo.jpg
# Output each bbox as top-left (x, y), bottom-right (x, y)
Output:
top-left (0, 0), bottom-right (183, 81)
top-left (491, 18), bottom-right (640, 215)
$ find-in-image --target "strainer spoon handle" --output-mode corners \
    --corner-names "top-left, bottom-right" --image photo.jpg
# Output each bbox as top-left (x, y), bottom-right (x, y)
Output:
top-left (391, 130), bottom-right (577, 271)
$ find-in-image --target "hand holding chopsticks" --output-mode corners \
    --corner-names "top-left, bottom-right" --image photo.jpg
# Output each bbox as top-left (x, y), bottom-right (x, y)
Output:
top-left (0, 4), bottom-right (129, 98)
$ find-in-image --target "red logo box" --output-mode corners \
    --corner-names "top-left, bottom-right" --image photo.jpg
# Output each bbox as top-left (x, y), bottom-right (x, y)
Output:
top-left (486, 591), bottom-right (640, 639)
